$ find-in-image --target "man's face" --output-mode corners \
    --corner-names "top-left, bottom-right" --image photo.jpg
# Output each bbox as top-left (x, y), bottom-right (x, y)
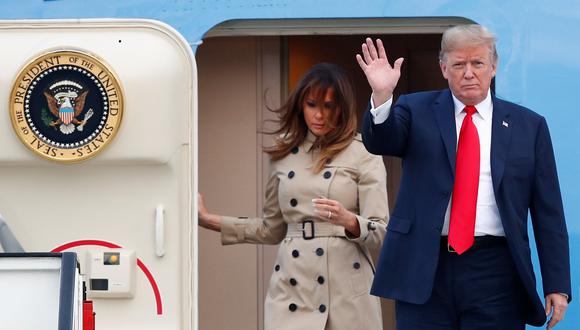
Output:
top-left (440, 44), bottom-right (497, 106)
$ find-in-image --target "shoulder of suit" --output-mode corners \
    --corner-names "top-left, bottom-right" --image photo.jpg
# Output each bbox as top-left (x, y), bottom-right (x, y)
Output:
top-left (406, 90), bottom-right (445, 99)
top-left (402, 89), bottom-right (447, 102)
top-left (493, 96), bottom-right (545, 121)
top-left (396, 89), bottom-right (450, 108)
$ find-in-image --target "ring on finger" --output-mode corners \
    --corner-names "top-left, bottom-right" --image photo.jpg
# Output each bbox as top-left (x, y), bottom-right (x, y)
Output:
top-left (327, 210), bottom-right (332, 219)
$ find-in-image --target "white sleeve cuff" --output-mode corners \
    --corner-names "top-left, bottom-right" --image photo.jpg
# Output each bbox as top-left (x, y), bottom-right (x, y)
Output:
top-left (369, 95), bottom-right (393, 124)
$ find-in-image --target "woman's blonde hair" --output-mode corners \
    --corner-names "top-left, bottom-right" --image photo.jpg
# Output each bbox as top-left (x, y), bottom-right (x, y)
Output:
top-left (264, 63), bottom-right (357, 173)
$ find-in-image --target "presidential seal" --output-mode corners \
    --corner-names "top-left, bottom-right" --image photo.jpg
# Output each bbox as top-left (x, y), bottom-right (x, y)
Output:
top-left (10, 50), bottom-right (123, 162)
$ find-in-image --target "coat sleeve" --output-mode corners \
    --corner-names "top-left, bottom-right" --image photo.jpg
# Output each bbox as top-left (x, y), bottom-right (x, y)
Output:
top-left (530, 118), bottom-right (572, 301)
top-left (362, 94), bottom-right (412, 157)
top-left (345, 149), bottom-right (389, 253)
top-left (221, 167), bottom-right (287, 245)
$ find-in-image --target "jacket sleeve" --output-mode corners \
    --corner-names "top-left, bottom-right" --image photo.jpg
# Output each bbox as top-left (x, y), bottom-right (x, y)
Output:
top-left (346, 150), bottom-right (389, 253)
top-left (530, 118), bottom-right (572, 301)
top-left (362, 94), bottom-right (412, 157)
top-left (221, 168), bottom-right (287, 245)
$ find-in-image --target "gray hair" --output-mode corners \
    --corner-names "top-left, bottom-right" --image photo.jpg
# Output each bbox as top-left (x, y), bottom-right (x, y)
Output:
top-left (439, 24), bottom-right (498, 63)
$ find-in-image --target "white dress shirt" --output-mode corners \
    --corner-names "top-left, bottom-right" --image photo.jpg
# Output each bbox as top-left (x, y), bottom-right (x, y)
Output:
top-left (370, 91), bottom-right (505, 237)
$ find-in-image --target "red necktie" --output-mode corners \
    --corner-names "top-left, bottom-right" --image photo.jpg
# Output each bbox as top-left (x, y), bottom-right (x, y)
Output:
top-left (449, 105), bottom-right (480, 254)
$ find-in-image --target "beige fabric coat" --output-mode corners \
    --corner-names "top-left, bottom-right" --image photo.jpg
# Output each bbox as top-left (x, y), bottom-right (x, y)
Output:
top-left (221, 133), bottom-right (389, 330)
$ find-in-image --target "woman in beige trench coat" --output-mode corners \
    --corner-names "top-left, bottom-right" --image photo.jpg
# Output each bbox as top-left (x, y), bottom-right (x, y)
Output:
top-left (199, 63), bottom-right (389, 330)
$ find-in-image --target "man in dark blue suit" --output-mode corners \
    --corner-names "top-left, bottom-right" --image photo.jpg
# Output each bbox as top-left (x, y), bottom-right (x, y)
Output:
top-left (356, 24), bottom-right (571, 329)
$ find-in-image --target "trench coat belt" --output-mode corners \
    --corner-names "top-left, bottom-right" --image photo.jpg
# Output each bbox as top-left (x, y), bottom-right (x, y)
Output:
top-left (286, 220), bottom-right (346, 239)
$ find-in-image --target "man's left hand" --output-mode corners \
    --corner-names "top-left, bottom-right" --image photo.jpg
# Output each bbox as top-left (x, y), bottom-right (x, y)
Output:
top-left (545, 293), bottom-right (568, 329)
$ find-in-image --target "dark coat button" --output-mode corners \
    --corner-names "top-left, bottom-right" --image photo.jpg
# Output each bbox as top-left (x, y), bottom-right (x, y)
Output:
top-left (289, 303), bottom-right (297, 312)
top-left (353, 262), bottom-right (360, 269)
top-left (288, 171), bottom-right (295, 179)
top-left (323, 171), bottom-right (332, 179)
top-left (367, 222), bottom-right (376, 231)
top-left (290, 198), bottom-right (298, 207)
top-left (290, 278), bottom-right (297, 286)
top-left (292, 250), bottom-right (299, 258)
top-left (291, 147), bottom-right (299, 154)
top-left (315, 248), bottom-right (324, 256)
top-left (319, 304), bottom-right (326, 313)
top-left (317, 276), bottom-right (325, 284)
top-left (275, 265), bottom-right (280, 272)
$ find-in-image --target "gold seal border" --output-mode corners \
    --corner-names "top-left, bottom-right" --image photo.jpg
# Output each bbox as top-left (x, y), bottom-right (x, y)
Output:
top-left (9, 49), bottom-right (124, 163)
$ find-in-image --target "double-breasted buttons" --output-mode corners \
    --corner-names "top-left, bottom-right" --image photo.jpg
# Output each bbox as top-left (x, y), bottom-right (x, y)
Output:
top-left (317, 276), bottom-right (325, 284)
top-left (290, 198), bottom-right (298, 207)
top-left (288, 171), bottom-right (295, 179)
top-left (323, 171), bottom-right (332, 179)
top-left (353, 262), bottom-right (361, 269)
top-left (274, 264), bottom-right (280, 272)
top-left (289, 278), bottom-right (297, 286)
top-left (289, 303), bottom-right (297, 312)
top-left (291, 147), bottom-right (299, 154)
top-left (319, 304), bottom-right (327, 313)
top-left (292, 250), bottom-right (299, 258)
top-left (316, 248), bottom-right (324, 256)
top-left (368, 222), bottom-right (376, 231)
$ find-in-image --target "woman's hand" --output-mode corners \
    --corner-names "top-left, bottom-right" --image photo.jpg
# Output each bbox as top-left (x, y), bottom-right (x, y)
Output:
top-left (312, 197), bottom-right (360, 237)
top-left (198, 193), bottom-right (221, 232)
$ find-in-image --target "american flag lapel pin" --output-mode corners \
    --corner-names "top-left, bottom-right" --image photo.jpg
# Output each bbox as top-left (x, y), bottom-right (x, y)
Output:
top-left (502, 121), bottom-right (509, 128)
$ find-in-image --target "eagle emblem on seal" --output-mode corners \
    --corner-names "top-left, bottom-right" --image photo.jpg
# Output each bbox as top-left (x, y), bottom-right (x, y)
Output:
top-left (43, 80), bottom-right (94, 135)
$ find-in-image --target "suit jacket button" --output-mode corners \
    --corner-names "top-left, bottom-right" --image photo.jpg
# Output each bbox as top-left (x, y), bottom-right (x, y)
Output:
top-left (316, 248), bottom-right (324, 256)
top-left (288, 171), bottom-right (295, 179)
top-left (291, 147), bottom-right (299, 154)
top-left (319, 304), bottom-right (326, 313)
top-left (353, 262), bottom-right (360, 269)
top-left (367, 222), bottom-right (376, 231)
top-left (317, 276), bottom-right (325, 284)
top-left (323, 171), bottom-right (332, 179)
top-left (292, 250), bottom-right (299, 258)
top-left (289, 303), bottom-right (297, 312)
top-left (290, 198), bottom-right (298, 207)
top-left (290, 278), bottom-right (297, 286)
top-left (274, 265), bottom-right (280, 272)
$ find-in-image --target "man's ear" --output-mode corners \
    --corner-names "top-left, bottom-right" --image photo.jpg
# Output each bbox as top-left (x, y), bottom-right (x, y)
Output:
top-left (439, 60), bottom-right (449, 80)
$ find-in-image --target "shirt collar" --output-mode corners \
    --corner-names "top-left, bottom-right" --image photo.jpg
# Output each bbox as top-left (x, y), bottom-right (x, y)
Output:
top-left (452, 89), bottom-right (493, 121)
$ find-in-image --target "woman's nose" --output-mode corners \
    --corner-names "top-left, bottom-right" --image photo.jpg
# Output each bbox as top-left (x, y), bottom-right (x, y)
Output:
top-left (314, 108), bottom-right (324, 118)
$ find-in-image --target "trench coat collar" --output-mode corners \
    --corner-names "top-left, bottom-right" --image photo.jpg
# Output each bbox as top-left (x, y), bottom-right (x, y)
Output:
top-left (302, 130), bottom-right (318, 153)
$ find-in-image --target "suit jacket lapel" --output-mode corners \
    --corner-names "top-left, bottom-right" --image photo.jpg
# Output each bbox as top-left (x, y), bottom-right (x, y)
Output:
top-left (490, 96), bottom-right (512, 193)
top-left (433, 89), bottom-right (457, 174)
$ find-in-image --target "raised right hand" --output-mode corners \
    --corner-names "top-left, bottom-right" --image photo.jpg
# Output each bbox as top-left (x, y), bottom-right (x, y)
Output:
top-left (356, 38), bottom-right (404, 106)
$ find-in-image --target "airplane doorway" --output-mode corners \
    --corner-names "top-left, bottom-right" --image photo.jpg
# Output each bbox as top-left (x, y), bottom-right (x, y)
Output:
top-left (197, 29), bottom-right (453, 330)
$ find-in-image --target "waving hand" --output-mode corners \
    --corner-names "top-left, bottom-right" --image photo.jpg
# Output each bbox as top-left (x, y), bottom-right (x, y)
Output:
top-left (356, 38), bottom-right (404, 106)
